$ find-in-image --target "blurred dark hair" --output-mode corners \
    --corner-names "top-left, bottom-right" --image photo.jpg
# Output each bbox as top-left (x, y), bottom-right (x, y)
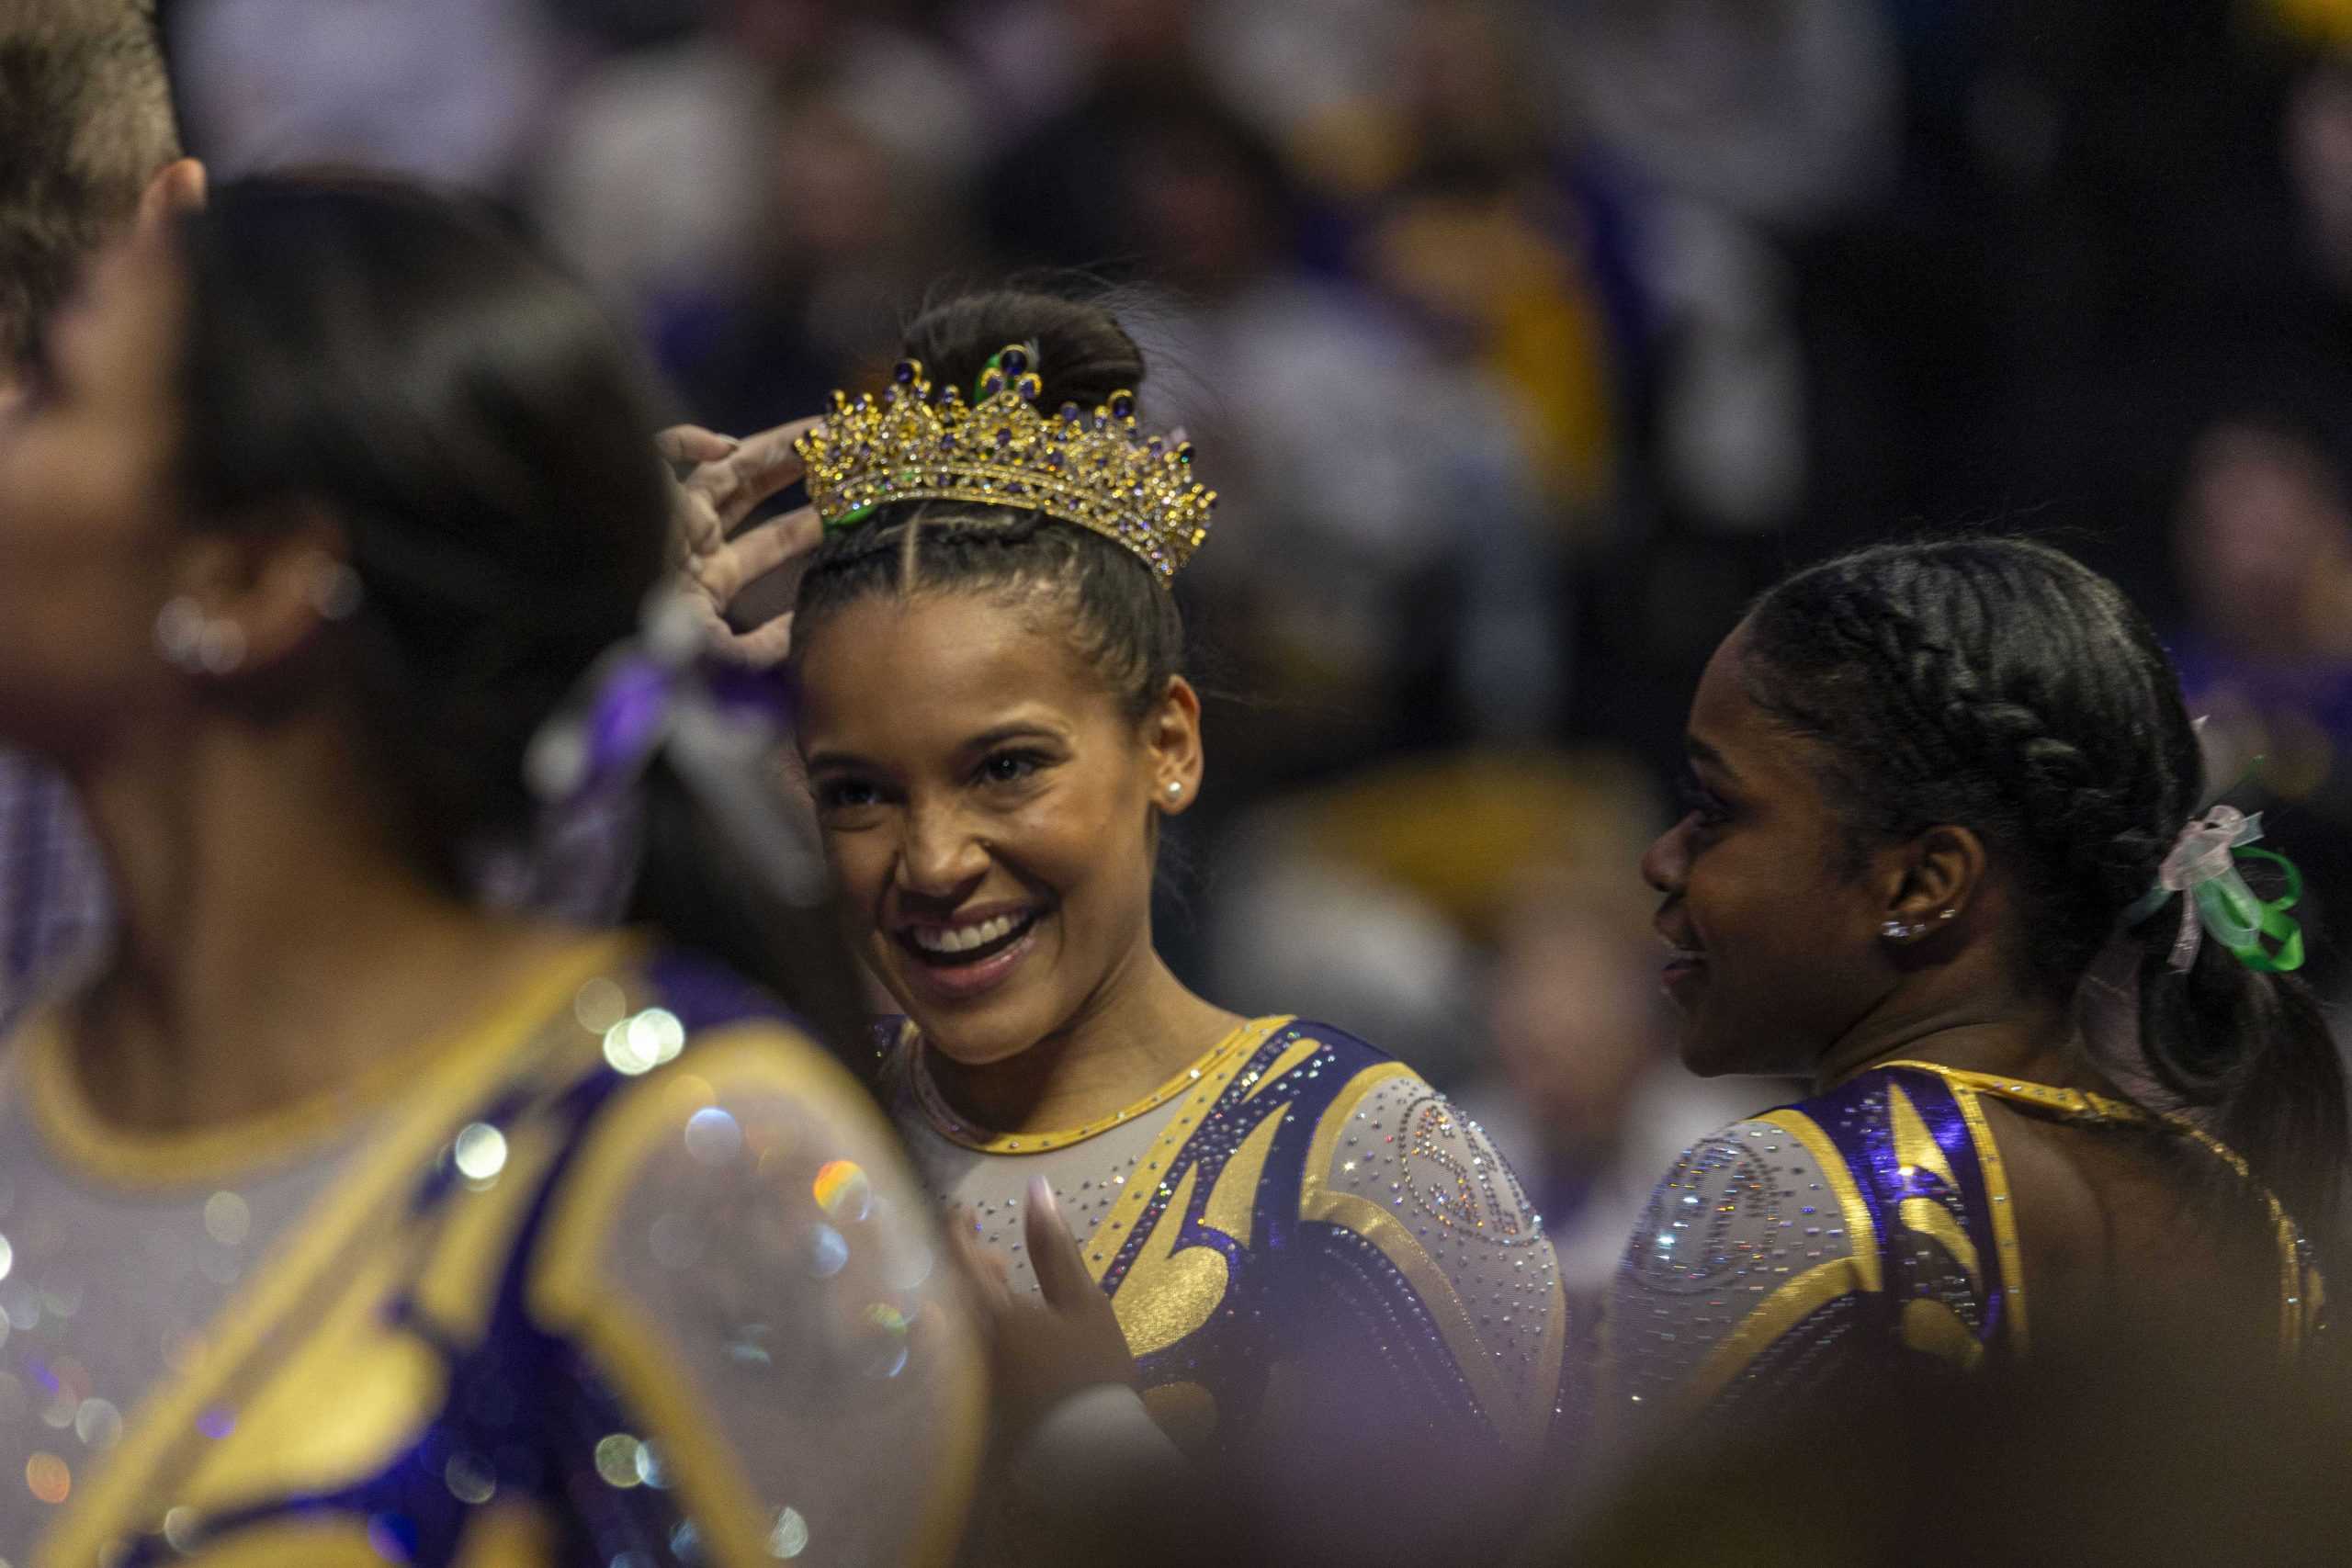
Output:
top-left (791, 288), bottom-right (1186, 726)
top-left (173, 174), bottom-right (863, 1044)
top-left (0, 0), bottom-right (182, 367)
top-left (1743, 536), bottom-right (2348, 1234)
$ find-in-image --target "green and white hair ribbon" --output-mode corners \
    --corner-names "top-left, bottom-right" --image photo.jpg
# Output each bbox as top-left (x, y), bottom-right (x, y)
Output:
top-left (2121, 805), bottom-right (2306, 975)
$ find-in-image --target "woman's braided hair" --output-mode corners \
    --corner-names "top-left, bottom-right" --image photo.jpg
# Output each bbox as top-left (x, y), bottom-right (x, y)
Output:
top-left (1746, 537), bottom-right (2347, 1234)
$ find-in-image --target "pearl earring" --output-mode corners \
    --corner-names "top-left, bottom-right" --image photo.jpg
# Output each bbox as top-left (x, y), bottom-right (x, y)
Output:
top-left (1164, 781), bottom-right (1184, 803)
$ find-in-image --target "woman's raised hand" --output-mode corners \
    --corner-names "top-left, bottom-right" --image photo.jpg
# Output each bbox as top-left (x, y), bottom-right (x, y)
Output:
top-left (949, 1177), bottom-right (1140, 1438)
top-left (657, 416), bottom-right (825, 665)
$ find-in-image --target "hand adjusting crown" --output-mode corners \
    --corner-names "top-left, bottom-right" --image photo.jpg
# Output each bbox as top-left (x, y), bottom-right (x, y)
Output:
top-left (793, 344), bottom-right (1217, 586)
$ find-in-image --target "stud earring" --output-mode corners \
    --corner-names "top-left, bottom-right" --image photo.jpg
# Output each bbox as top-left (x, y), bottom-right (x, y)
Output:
top-left (1163, 781), bottom-right (1184, 803)
top-left (1882, 919), bottom-right (1919, 942)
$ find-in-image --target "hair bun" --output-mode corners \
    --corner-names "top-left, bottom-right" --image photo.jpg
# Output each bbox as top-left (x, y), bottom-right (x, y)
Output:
top-left (899, 290), bottom-right (1145, 420)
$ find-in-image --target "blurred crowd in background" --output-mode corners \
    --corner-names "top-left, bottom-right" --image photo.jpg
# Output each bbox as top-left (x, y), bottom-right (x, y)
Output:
top-left (153, 0), bottom-right (2352, 1313)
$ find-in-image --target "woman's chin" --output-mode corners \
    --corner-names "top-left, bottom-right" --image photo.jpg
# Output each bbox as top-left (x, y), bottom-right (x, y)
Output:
top-left (900, 990), bottom-right (1047, 1068)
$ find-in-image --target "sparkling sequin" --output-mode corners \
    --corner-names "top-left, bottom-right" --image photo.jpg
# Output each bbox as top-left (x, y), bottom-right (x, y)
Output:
top-left (452, 1123), bottom-right (508, 1181)
top-left (162, 1506), bottom-right (202, 1551)
top-left (809, 1224), bottom-right (849, 1278)
top-left (594, 1433), bottom-right (644, 1489)
top-left (768, 1505), bottom-right (810, 1558)
top-left (684, 1108), bottom-right (743, 1166)
top-left (72, 1397), bottom-right (119, 1450)
top-left (812, 1160), bottom-right (872, 1222)
top-left (202, 1191), bottom-right (250, 1247)
top-left (572, 976), bottom-right (629, 1033)
top-left (445, 1452), bottom-right (496, 1505)
top-left (23, 1452), bottom-right (68, 1505)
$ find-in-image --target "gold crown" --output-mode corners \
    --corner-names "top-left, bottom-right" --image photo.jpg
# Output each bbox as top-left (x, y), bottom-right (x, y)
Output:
top-left (794, 344), bottom-right (1217, 586)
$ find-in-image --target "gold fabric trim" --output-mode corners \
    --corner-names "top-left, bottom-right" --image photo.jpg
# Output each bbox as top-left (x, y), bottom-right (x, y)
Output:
top-left (1900, 1196), bottom-right (1982, 1283)
top-left (1109, 1163), bottom-right (1227, 1359)
top-left (1756, 1110), bottom-right (1883, 1292)
top-left (162, 1516), bottom-right (390, 1566)
top-left (1887, 1083), bottom-right (1958, 1190)
top-left (1240, 1036), bottom-right (1324, 1104)
top-left (1202, 1102), bottom-right (1289, 1248)
top-left (1901, 1297), bottom-right (1986, 1369)
top-left (1678, 1258), bottom-right (1863, 1413)
top-left (18, 932), bottom-right (640, 1190)
top-left (1877, 1059), bottom-right (2138, 1356)
top-left (1300, 1062), bottom-right (1551, 1454)
top-left (1076, 1016), bottom-right (1295, 1282)
top-left (908, 1015), bottom-right (1290, 1154)
top-left (36, 936), bottom-right (632, 1565)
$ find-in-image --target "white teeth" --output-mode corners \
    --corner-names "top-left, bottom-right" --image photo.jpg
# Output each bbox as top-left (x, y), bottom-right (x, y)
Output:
top-left (910, 913), bottom-right (1023, 955)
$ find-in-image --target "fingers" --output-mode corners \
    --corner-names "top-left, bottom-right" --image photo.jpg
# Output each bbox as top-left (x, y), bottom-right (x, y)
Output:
top-left (691, 416), bottom-right (824, 531)
top-left (656, 424), bottom-right (738, 468)
top-left (946, 1205), bottom-right (1012, 1314)
top-left (718, 506), bottom-right (822, 586)
top-left (1024, 1175), bottom-right (1096, 1312)
top-left (721, 613), bottom-right (797, 669)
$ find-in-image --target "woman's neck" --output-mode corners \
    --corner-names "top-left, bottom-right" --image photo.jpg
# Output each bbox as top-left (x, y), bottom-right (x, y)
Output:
top-left (923, 939), bottom-right (1243, 1136)
top-left (1811, 987), bottom-right (2111, 1100)
top-left (62, 719), bottom-right (574, 1137)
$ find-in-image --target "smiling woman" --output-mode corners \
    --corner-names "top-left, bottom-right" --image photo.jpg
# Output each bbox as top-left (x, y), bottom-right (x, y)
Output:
top-left (786, 292), bottom-right (1567, 1506)
top-left (1601, 538), bottom-right (2344, 1447)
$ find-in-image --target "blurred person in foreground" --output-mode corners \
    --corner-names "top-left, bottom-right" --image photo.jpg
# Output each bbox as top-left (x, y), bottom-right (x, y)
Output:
top-left (1543, 1311), bottom-right (2352, 1567)
top-left (0, 0), bottom-right (204, 1033)
top-left (1604, 538), bottom-right (2343, 1448)
top-left (775, 290), bottom-right (1566, 1552)
top-left (0, 174), bottom-right (978, 1563)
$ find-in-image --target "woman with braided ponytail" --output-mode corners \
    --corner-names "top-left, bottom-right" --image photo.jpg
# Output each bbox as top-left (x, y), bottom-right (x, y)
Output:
top-left (1604, 536), bottom-right (2345, 1436)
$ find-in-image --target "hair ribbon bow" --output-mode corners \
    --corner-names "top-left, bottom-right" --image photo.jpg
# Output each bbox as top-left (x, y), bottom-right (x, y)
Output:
top-left (2123, 806), bottom-right (2305, 975)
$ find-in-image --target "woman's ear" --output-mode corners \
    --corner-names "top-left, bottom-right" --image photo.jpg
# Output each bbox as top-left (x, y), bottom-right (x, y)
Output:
top-left (164, 502), bottom-right (356, 676)
top-left (1876, 823), bottom-right (1987, 944)
top-left (1144, 675), bottom-right (1204, 814)
top-left (135, 158), bottom-right (207, 237)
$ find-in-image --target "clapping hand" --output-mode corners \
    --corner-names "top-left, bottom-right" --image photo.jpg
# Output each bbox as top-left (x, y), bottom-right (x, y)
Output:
top-left (949, 1176), bottom-right (1140, 1439)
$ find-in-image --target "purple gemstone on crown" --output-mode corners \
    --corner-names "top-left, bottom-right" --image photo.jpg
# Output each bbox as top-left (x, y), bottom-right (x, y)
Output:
top-left (995, 427), bottom-right (1012, 446)
top-left (1001, 345), bottom-right (1031, 378)
top-left (893, 361), bottom-right (917, 384)
top-left (1109, 393), bottom-right (1136, 420)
